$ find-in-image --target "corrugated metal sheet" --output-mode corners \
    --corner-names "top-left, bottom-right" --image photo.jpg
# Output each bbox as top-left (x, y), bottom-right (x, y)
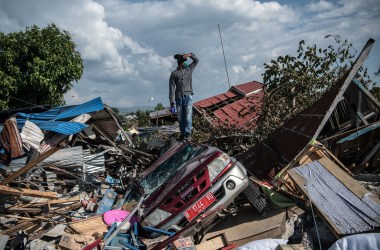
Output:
top-left (83, 149), bottom-right (107, 174)
top-left (36, 121), bottom-right (88, 135)
top-left (17, 107), bottom-right (63, 121)
top-left (38, 146), bottom-right (84, 169)
top-left (15, 98), bottom-right (102, 135)
top-left (55, 97), bottom-right (104, 120)
top-left (20, 120), bottom-right (44, 151)
top-left (150, 108), bottom-right (172, 119)
top-left (193, 81), bottom-right (264, 131)
top-left (39, 115), bottom-right (91, 154)
top-left (8, 146), bottom-right (84, 172)
top-left (16, 97), bottom-right (103, 122)
top-left (5, 156), bottom-right (27, 173)
top-left (90, 106), bottom-right (133, 145)
top-left (237, 39), bottom-right (376, 182)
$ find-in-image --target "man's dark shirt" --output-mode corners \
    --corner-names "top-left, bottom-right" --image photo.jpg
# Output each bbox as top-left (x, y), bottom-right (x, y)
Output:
top-left (169, 54), bottom-right (199, 102)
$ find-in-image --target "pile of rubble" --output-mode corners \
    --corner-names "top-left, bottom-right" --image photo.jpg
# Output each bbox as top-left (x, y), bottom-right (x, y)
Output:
top-left (0, 39), bottom-right (379, 250)
top-left (0, 97), bottom-right (163, 249)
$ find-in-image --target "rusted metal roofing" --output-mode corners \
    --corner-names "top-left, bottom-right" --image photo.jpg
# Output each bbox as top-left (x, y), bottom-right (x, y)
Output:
top-left (237, 38), bottom-right (377, 182)
top-left (0, 118), bottom-right (24, 160)
top-left (90, 105), bottom-right (133, 145)
top-left (193, 81), bottom-right (264, 131)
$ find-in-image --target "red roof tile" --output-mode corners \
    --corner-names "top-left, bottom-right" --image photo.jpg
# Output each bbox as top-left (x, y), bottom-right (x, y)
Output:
top-left (193, 81), bottom-right (264, 131)
top-left (231, 81), bottom-right (263, 96)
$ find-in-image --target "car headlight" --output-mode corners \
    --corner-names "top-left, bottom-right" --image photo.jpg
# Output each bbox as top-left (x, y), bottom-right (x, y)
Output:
top-left (207, 153), bottom-right (230, 182)
top-left (143, 208), bottom-right (172, 227)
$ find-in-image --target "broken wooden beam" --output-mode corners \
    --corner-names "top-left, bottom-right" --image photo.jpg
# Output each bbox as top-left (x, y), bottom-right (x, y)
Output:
top-left (0, 221), bottom-right (37, 236)
top-left (7, 207), bottom-right (42, 214)
top-left (1, 145), bottom-right (62, 185)
top-left (0, 185), bottom-right (59, 199)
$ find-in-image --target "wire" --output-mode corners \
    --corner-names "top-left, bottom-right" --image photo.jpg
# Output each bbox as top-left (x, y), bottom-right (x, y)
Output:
top-left (310, 200), bottom-right (322, 250)
top-left (218, 24), bottom-right (231, 89)
top-left (0, 92), bottom-right (49, 110)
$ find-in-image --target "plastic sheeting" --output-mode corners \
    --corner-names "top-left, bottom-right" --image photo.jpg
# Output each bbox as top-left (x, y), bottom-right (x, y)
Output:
top-left (294, 161), bottom-right (380, 234)
top-left (237, 238), bottom-right (287, 250)
top-left (328, 233), bottom-right (380, 250)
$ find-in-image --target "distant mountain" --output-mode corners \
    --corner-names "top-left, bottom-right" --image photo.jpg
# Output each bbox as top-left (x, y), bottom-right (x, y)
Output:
top-left (118, 106), bottom-right (155, 114)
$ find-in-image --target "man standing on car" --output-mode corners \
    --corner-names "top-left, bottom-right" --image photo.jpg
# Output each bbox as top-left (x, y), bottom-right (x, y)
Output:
top-left (169, 53), bottom-right (199, 141)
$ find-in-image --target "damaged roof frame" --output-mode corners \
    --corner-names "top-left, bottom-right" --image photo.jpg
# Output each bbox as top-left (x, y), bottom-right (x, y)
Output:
top-left (238, 38), bottom-right (378, 182)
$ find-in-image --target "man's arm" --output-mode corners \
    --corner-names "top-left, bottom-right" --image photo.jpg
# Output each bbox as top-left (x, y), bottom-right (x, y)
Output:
top-left (184, 53), bottom-right (199, 69)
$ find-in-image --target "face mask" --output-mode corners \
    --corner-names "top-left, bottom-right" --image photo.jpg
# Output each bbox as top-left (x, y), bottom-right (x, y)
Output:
top-left (183, 62), bottom-right (189, 68)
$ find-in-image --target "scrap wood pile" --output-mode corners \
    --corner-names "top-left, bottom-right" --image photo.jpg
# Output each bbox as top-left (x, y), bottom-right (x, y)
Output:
top-left (0, 97), bottom-right (162, 249)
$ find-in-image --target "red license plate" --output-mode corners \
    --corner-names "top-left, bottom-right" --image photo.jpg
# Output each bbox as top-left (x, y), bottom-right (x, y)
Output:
top-left (184, 192), bottom-right (217, 222)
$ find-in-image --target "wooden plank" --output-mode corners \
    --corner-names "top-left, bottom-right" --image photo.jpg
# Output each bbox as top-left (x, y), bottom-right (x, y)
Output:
top-left (0, 185), bottom-right (58, 199)
top-left (313, 38), bottom-right (375, 138)
top-left (52, 202), bottom-right (82, 214)
top-left (318, 157), bottom-right (380, 204)
top-left (1, 145), bottom-right (61, 185)
top-left (30, 196), bottom-right (80, 206)
top-left (0, 221), bottom-right (35, 236)
top-left (203, 207), bottom-right (286, 243)
top-left (68, 214), bottom-right (108, 235)
top-left (0, 214), bottom-right (34, 221)
top-left (8, 207), bottom-right (42, 213)
top-left (197, 234), bottom-right (227, 250)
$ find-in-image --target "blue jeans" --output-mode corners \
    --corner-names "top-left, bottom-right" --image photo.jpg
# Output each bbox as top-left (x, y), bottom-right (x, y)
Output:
top-left (176, 95), bottom-right (192, 136)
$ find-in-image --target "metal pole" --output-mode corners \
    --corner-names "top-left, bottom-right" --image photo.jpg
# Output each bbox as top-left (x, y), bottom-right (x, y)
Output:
top-left (218, 24), bottom-right (231, 88)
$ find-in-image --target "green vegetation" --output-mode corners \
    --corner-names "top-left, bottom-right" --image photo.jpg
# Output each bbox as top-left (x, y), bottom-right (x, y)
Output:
top-left (255, 35), bottom-right (372, 141)
top-left (0, 23), bottom-right (83, 110)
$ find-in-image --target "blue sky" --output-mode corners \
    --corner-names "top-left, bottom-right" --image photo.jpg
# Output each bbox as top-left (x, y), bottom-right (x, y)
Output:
top-left (1, 0), bottom-right (379, 108)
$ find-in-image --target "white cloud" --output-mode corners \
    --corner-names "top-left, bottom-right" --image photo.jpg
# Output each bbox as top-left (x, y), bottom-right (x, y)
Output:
top-left (1, 0), bottom-right (379, 108)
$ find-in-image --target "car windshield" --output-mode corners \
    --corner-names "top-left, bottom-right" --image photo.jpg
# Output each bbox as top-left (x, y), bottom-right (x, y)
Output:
top-left (140, 143), bottom-right (207, 195)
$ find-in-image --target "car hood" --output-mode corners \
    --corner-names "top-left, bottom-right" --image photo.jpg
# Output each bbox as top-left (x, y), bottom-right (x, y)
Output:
top-left (141, 143), bottom-right (219, 212)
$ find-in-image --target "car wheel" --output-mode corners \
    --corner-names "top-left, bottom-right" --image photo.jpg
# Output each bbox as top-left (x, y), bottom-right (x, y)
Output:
top-left (242, 179), bottom-right (268, 214)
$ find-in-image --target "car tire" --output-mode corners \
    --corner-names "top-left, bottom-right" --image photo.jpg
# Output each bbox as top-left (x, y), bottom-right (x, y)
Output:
top-left (242, 179), bottom-right (268, 214)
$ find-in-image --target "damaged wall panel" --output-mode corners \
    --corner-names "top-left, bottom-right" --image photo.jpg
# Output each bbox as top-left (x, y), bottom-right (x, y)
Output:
top-left (288, 158), bottom-right (380, 237)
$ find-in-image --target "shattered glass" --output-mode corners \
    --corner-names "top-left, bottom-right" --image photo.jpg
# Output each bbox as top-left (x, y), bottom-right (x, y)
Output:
top-left (140, 144), bottom-right (206, 195)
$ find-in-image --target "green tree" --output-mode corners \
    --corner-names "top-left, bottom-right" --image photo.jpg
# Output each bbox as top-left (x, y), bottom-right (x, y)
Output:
top-left (135, 110), bottom-right (151, 127)
top-left (154, 103), bottom-right (165, 111)
top-left (255, 35), bottom-right (371, 141)
top-left (0, 23), bottom-right (83, 110)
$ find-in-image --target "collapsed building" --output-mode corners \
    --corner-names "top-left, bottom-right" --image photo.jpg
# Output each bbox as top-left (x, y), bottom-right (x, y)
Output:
top-left (0, 38), bottom-right (379, 250)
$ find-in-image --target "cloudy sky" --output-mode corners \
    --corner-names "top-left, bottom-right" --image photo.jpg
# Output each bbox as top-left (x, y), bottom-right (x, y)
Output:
top-left (1, 0), bottom-right (379, 109)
